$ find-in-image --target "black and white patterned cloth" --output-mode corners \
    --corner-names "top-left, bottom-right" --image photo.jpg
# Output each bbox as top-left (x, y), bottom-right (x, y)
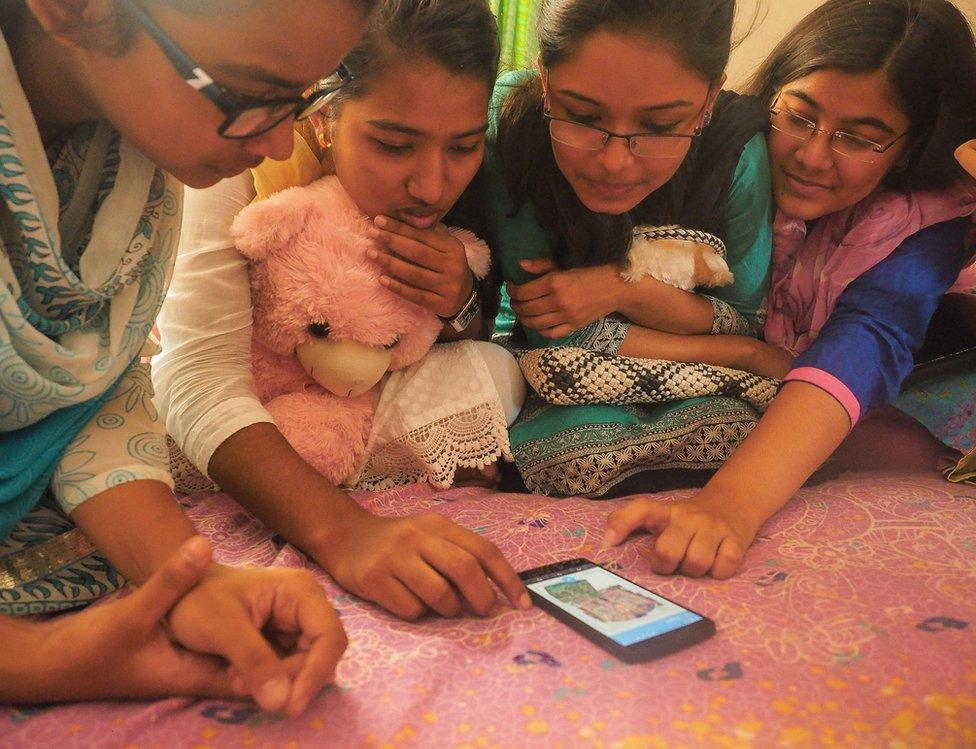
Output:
top-left (515, 346), bottom-right (778, 412)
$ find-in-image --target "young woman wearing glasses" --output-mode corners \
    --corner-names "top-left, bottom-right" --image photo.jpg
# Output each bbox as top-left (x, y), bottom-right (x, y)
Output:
top-left (0, 0), bottom-right (370, 710)
top-left (153, 0), bottom-right (533, 625)
top-left (486, 0), bottom-right (780, 498)
top-left (605, 0), bottom-right (976, 579)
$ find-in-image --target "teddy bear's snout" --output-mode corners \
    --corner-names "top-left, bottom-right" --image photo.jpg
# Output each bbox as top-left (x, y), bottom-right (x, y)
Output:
top-left (296, 338), bottom-right (392, 398)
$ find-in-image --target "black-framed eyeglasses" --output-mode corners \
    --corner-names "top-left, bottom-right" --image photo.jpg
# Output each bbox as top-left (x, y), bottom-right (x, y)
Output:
top-left (543, 110), bottom-right (706, 159)
top-left (125, 0), bottom-right (353, 139)
top-left (769, 95), bottom-right (907, 164)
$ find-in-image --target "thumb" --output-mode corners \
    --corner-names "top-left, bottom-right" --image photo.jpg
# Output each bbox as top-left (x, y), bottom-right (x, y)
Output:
top-left (519, 257), bottom-right (557, 274)
top-left (127, 536), bottom-right (213, 625)
top-left (602, 500), bottom-right (672, 548)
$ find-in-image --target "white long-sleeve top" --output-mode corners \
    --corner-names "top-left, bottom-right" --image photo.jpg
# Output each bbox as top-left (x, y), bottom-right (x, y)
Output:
top-left (152, 171), bottom-right (275, 476)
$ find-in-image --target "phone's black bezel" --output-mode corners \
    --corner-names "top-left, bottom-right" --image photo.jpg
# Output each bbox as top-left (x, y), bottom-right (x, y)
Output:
top-left (519, 558), bottom-right (716, 664)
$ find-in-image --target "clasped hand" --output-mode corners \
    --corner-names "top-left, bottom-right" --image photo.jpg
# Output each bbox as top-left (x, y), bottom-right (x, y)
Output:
top-left (30, 536), bottom-right (345, 714)
top-left (507, 258), bottom-right (623, 339)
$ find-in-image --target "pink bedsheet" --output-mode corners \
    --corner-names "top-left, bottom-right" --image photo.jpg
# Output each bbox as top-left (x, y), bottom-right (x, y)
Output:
top-left (3, 474), bottom-right (975, 747)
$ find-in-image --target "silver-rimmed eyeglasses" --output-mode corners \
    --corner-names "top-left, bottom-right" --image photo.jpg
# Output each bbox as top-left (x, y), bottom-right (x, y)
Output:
top-left (769, 95), bottom-right (907, 164)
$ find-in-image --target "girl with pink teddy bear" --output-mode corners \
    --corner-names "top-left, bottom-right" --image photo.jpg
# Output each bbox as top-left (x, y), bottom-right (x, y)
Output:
top-left (154, 0), bottom-right (533, 623)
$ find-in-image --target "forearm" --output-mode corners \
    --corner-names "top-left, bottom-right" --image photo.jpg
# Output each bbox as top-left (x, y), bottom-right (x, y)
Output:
top-left (616, 275), bottom-right (715, 334)
top-left (704, 382), bottom-right (851, 525)
top-left (0, 618), bottom-right (64, 702)
top-left (208, 422), bottom-right (369, 565)
top-left (70, 480), bottom-right (196, 584)
top-left (618, 326), bottom-right (794, 378)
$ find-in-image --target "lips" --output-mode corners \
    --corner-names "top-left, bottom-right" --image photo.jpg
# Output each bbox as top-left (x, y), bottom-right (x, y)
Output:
top-left (782, 169), bottom-right (833, 193)
top-left (396, 207), bottom-right (443, 230)
top-left (582, 176), bottom-right (639, 200)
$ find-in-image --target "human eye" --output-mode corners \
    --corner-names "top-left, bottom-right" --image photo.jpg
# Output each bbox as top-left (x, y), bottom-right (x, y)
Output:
top-left (784, 110), bottom-right (815, 130)
top-left (450, 142), bottom-right (482, 155)
top-left (640, 120), bottom-right (682, 135)
top-left (564, 108), bottom-right (600, 126)
top-left (374, 139), bottom-right (413, 155)
top-left (834, 132), bottom-right (878, 153)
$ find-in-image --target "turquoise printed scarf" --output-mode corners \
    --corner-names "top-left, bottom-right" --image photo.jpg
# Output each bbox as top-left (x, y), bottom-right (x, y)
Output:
top-left (0, 31), bottom-right (180, 534)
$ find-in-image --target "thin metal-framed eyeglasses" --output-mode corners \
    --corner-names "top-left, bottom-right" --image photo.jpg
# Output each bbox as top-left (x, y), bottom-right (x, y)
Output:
top-left (768, 95), bottom-right (907, 164)
top-left (125, 0), bottom-right (353, 139)
top-left (543, 107), bottom-right (706, 160)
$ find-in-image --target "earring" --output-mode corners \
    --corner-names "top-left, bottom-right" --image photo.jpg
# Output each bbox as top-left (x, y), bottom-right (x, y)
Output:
top-left (702, 110), bottom-right (713, 129)
top-left (317, 131), bottom-right (332, 149)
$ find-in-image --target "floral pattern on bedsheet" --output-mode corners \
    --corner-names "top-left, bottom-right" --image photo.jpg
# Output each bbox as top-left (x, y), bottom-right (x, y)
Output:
top-left (3, 474), bottom-right (975, 747)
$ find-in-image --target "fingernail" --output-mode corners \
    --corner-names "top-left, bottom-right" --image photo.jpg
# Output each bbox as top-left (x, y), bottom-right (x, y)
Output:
top-left (379, 276), bottom-right (390, 286)
top-left (374, 215), bottom-right (389, 227)
top-left (256, 676), bottom-right (290, 711)
top-left (519, 592), bottom-right (532, 610)
top-left (600, 529), bottom-right (618, 549)
top-left (366, 248), bottom-right (378, 259)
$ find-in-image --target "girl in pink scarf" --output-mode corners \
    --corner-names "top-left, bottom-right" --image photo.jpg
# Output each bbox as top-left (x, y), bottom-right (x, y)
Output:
top-left (603, 0), bottom-right (976, 578)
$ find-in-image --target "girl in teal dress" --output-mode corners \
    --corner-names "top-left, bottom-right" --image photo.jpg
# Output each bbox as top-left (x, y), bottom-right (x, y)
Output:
top-left (485, 0), bottom-right (781, 497)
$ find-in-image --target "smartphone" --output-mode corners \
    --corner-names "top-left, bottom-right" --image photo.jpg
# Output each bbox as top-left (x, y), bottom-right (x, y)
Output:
top-left (519, 558), bottom-right (715, 663)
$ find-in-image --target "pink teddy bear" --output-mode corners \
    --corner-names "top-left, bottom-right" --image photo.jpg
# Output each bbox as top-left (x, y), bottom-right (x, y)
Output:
top-left (231, 175), bottom-right (490, 485)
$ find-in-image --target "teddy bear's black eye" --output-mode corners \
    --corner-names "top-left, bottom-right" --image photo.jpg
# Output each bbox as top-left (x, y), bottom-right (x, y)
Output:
top-left (385, 335), bottom-right (400, 350)
top-left (308, 322), bottom-right (331, 339)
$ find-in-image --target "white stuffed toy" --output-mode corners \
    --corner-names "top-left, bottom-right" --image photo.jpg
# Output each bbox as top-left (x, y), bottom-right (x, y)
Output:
top-left (621, 225), bottom-right (733, 291)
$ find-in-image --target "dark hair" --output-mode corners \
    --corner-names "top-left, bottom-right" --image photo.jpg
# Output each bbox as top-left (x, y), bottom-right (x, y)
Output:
top-left (496, 0), bottom-right (737, 270)
top-left (745, 0), bottom-right (976, 192)
top-left (330, 0), bottom-right (500, 112)
top-left (147, 0), bottom-right (378, 13)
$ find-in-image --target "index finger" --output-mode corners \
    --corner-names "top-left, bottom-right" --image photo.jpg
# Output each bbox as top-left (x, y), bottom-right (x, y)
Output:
top-left (374, 215), bottom-right (453, 253)
top-left (445, 527), bottom-right (531, 611)
top-left (506, 278), bottom-right (550, 303)
top-left (603, 498), bottom-right (673, 547)
top-left (284, 595), bottom-right (348, 716)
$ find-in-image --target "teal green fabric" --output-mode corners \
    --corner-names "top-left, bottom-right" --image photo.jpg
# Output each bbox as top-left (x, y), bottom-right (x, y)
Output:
top-left (0, 378), bottom-right (120, 540)
top-left (708, 133), bottom-right (773, 324)
top-left (484, 72), bottom-right (774, 496)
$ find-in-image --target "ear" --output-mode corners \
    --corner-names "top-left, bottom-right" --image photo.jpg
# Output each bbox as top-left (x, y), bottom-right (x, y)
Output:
top-left (231, 184), bottom-right (320, 261)
top-left (26, 0), bottom-right (127, 55)
top-left (698, 74), bottom-right (727, 133)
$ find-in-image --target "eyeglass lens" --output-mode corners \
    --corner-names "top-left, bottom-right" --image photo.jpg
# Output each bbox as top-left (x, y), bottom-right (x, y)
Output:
top-left (548, 119), bottom-right (689, 159)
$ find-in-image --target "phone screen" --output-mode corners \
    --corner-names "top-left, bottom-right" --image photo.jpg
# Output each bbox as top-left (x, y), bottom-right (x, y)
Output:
top-left (524, 563), bottom-right (704, 646)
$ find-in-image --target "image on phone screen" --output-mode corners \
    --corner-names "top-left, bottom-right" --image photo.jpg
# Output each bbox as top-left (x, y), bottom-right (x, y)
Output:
top-left (520, 559), bottom-right (715, 662)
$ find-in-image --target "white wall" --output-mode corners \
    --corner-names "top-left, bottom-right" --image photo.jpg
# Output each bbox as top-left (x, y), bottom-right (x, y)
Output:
top-left (727, 0), bottom-right (976, 90)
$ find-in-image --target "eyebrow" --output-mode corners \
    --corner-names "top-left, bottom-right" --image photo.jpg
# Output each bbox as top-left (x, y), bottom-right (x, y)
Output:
top-left (554, 88), bottom-right (694, 112)
top-left (212, 62), bottom-right (311, 93)
top-left (782, 89), bottom-right (897, 134)
top-left (366, 120), bottom-right (490, 139)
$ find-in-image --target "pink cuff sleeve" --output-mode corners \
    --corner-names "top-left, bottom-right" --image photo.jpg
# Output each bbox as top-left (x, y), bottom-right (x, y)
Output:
top-left (783, 367), bottom-right (861, 426)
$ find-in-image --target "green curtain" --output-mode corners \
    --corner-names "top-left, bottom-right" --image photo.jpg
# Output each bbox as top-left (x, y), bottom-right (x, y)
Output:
top-left (490, 0), bottom-right (540, 71)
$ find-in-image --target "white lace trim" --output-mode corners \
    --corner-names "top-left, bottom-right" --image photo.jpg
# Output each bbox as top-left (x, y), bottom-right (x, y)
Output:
top-left (353, 402), bottom-right (512, 491)
top-left (349, 340), bottom-right (513, 490)
top-left (168, 436), bottom-right (219, 495)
